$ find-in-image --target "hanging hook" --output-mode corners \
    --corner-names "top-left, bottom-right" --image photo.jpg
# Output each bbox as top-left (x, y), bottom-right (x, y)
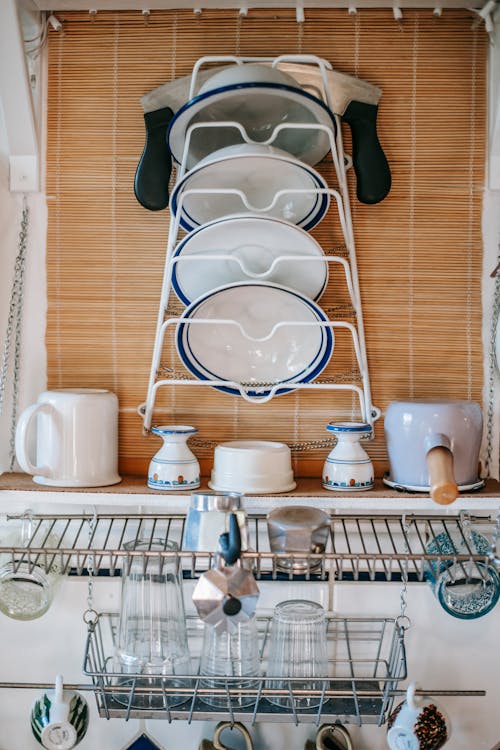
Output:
top-left (239, 4), bottom-right (248, 15)
top-left (296, 2), bottom-right (305, 23)
top-left (142, 9), bottom-right (150, 24)
top-left (471, 0), bottom-right (497, 35)
top-left (433, 6), bottom-right (443, 16)
top-left (393, 5), bottom-right (403, 21)
top-left (348, 5), bottom-right (357, 14)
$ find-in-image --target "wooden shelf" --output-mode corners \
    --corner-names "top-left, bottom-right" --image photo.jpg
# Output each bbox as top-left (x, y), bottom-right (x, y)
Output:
top-left (2, 472), bottom-right (500, 496)
top-left (1, 473), bottom-right (500, 514)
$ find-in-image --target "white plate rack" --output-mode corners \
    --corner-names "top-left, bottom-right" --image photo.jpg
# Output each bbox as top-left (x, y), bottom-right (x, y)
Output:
top-left (139, 54), bottom-right (380, 433)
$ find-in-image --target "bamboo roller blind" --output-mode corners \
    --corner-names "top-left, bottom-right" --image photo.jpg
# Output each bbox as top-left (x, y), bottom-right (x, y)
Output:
top-left (45, 9), bottom-right (487, 479)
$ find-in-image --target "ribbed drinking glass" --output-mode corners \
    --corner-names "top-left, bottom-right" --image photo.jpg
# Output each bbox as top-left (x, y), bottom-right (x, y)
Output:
top-left (265, 599), bottom-right (328, 709)
top-left (114, 539), bottom-right (192, 708)
top-left (199, 616), bottom-right (260, 708)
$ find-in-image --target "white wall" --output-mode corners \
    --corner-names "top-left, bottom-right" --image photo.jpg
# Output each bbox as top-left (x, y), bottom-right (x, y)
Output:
top-left (0, 1), bottom-right (47, 474)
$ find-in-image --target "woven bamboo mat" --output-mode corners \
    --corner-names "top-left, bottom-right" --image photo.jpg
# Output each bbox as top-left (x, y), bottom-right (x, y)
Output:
top-left (45, 8), bottom-right (487, 478)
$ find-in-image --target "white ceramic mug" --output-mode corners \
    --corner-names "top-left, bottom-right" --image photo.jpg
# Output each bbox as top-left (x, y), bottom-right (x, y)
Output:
top-left (31, 675), bottom-right (89, 750)
top-left (15, 388), bottom-right (121, 487)
top-left (387, 682), bottom-right (450, 750)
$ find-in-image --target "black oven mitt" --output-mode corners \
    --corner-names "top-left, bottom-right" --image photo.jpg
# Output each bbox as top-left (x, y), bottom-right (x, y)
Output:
top-left (134, 106), bottom-right (174, 211)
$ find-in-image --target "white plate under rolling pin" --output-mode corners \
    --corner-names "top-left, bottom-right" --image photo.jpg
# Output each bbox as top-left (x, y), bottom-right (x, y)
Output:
top-left (171, 214), bottom-right (329, 305)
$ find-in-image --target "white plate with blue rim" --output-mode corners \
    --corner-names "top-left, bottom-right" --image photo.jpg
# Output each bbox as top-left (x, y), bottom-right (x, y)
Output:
top-left (170, 143), bottom-right (330, 233)
top-left (167, 63), bottom-right (336, 170)
top-left (175, 281), bottom-right (334, 398)
top-left (171, 214), bottom-right (329, 306)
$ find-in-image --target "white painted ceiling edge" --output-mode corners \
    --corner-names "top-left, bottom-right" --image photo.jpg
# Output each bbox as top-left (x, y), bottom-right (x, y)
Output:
top-left (19, 0), bottom-right (497, 9)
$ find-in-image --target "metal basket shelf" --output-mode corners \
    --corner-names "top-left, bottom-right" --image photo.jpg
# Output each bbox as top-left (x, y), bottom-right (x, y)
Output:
top-left (83, 612), bottom-right (406, 725)
top-left (2, 511), bottom-right (496, 583)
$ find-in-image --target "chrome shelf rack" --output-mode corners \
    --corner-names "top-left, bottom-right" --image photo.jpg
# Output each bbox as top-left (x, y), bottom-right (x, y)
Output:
top-left (2, 510), bottom-right (496, 581)
top-left (0, 510), bottom-right (490, 721)
top-left (83, 612), bottom-right (406, 725)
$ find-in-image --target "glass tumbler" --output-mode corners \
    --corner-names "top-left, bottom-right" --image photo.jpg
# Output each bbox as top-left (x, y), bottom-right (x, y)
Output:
top-left (114, 539), bottom-right (192, 708)
top-left (199, 616), bottom-right (260, 708)
top-left (424, 529), bottom-right (500, 619)
top-left (265, 599), bottom-right (328, 710)
top-left (0, 517), bottom-right (62, 621)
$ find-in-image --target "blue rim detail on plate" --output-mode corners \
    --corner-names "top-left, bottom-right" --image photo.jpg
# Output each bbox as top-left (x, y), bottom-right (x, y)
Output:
top-left (175, 282), bottom-right (334, 398)
top-left (170, 153), bottom-right (329, 234)
top-left (167, 81), bottom-right (337, 165)
top-left (170, 214), bottom-right (329, 306)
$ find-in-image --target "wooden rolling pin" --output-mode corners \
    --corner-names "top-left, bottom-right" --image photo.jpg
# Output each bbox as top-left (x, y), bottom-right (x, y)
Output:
top-left (426, 446), bottom-right (459, 505)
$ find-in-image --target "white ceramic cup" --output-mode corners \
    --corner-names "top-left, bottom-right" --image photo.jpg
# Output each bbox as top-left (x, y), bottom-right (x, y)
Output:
top-left (31, 675), bottom-right (89, 750)
top-left (15, 388), bottom-right (121, 487)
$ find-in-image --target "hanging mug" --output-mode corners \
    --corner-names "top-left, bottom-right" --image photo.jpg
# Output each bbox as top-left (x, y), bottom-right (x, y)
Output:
top-left (387, 682), bottom-right (450, 750)
top-left (199, 722), bottom-right (254, 750)
top-left (305, 724), bottom-right (354, 750)
top-left (30, 675), bottom-right (89, 750)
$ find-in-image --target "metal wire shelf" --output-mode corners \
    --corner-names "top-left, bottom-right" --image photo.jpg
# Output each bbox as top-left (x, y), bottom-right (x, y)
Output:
top-left (2, 511), bottom-right (497, 582)
top-left (83, 612), bottom-right (407, 725)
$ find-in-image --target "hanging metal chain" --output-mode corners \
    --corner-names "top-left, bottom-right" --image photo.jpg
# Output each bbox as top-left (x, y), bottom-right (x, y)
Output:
top-left (484, 242), bottom-right (500, 477)
top-left (396, 515), bottom-right (411, 632)
top-left (0, 196), bottom-right (29, 470)
top-left (83, 508), bottom-right (99, 626)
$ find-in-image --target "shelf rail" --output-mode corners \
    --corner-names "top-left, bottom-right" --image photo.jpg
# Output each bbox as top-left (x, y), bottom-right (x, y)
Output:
top-left (2, 511), bottom-right (497, 581)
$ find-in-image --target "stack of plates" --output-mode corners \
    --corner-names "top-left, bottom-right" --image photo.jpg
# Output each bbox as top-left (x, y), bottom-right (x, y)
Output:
top-left (167, 61), bottom-right (335, 398)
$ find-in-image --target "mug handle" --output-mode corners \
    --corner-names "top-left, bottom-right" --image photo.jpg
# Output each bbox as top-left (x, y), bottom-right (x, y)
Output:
top-left (48, 674), bottom-right (71, 724)
top-left (213, 722), bottom-right (254, 750)
top-left (15, 402), bottom-right (53, 477)
top-left (316, 725), bottom-right (354, 750)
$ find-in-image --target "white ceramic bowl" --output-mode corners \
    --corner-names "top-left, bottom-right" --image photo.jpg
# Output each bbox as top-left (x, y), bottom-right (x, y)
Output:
top-left (209, 440), bottom-right (296, 494)
top-left (198, 62), bottom-right (300, 94)
top-left (170, 143), bottom-right (330, 233)
top-left (171, 213), bottom-right (328, 305)
top-left (175, 281), bottom-right (334, 399)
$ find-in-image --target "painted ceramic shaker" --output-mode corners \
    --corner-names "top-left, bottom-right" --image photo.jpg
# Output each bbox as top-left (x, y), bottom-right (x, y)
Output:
top-left (387, 682), bottom-right (450, 750)
top-left (148, 425), bottom-right (200, 491)
top-left (322, 422), bottom-right (374, 491)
